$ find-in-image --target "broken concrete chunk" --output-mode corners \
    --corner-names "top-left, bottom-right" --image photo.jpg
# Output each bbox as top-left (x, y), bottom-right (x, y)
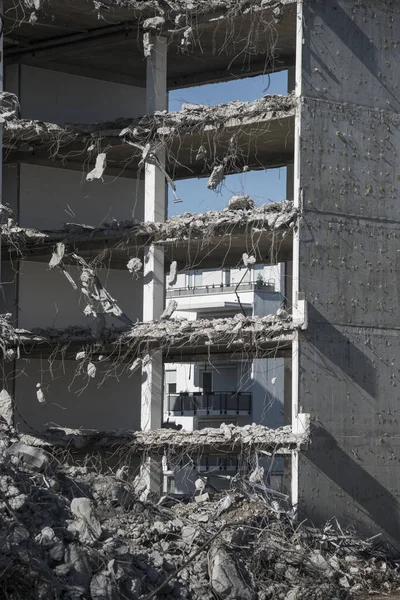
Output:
top-left (196, 145), bottom-right (207, 160)
top-left (0, 389), bottom-right (13, 426)
top-left (127, 257), bottom-right (142, 275)
top-left (36, 383), bottom-right (46, 405)
top-left (160, 300), bottom-right (178, 320)
top-left (69, 498), bottom-right (102, 544)
top-left (87, 362), bottom-right (97, 378)
top-left (242, 253), bottom-right (256, 267)
top-left (168, 260), bottom-right (177, 287)
top-left (276, 308), bottom-right (289, 319)
top-left (90, 572), bottom-right (119, 600)
top-left (129, 357), bottom-right (142, 373)
top-left (8, 442), bottom-right (49, 471)
top-left (86, 153), bottom-right (107, 181)
top-left (143, 16), bottom-right (165, 29)
top-left (75, 351), bottom-right (86, 361)
top-left (49, 242), bottom-right (65, 269)
top-left (209, 544), bottom-right (255, 600)
top-left (207, 164), bottom-right (225, 190)
top-left (227, 195), bottom-right (255, 211)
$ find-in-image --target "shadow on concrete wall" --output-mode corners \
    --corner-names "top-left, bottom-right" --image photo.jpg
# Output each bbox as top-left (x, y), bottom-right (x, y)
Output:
top-left (304, 305), bottom-right (376, 400)
top-left (303, 0), bottom-right (399, 109)
top-left (302, 425), bottom-right (400, 545)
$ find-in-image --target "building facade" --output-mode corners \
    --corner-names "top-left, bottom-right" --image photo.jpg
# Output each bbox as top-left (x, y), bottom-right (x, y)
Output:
top-left (0, 0), bottom-right (398, 546)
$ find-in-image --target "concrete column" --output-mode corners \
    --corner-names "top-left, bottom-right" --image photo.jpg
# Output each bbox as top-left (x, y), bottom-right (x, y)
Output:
top-left (141, 36), bottom-right (168, 496)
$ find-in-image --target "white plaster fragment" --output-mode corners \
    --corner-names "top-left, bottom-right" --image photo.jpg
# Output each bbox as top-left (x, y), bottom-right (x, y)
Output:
top-left (87, 362), bottom-right (97, 379)
top-left (75, 351), bottom-right (86, 361)
top-left (242, 253), bottom-right (256, 267)
top-left (0, 389), bottom-right (13, 426)
top-left (36, 383), bottom-right (46, 405)
top-left (49, 242), bottom-right (65, 269)
top-left (86, 153), bottom-right (107, 182)
top-left (160, 300), bottom-right (178, 321)
top-left (168, 261), bottom-right (178, 287)
top-left (207, 164), bottom-right (225, 190)
top-left (127, 257), bottom-right (142, 274)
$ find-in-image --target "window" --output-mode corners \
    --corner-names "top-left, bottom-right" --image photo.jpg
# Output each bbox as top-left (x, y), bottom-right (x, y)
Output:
top-left (201, 372), bottom-right (212, 393)
top-left (168, 383), bottom-right (177, 395)
top-left (223, 268), bottom-right (231, 287)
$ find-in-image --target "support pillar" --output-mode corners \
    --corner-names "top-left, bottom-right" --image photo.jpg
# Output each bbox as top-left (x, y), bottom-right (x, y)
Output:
top-left (140, 35), bottom-right (168, 496)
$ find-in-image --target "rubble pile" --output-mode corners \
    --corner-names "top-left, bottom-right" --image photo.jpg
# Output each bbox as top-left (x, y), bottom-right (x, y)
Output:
top-left (0, 421), bottom-right (399, 599)
top-left (0, 314), bottom-right (294, 359)
top-left (0, 200), bottom-right (297, 251)
top-left (123, 313), bottom-right (294, 352)
top-left (35, 421), bottom-right (308, 454)
top-left (1, 93), bottom-right (296, 149)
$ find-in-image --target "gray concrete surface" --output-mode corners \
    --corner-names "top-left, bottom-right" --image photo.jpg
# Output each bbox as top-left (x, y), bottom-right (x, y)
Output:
top-left (297, 0), bottom-right (400, 546)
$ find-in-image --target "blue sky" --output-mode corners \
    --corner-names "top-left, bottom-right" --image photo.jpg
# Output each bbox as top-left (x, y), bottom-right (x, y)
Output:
top-left (168, 71), bottom-right (288, 216)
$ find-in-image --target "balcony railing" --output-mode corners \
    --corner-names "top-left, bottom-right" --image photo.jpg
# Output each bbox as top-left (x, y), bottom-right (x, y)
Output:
top-left (166, 280), bottom-right (275, 298)
top-left (167, 391), bottom-right (252, 415)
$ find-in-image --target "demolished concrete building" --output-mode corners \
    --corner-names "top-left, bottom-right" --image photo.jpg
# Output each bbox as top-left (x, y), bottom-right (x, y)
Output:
top-left (0, 0), bottom-right (399, 554)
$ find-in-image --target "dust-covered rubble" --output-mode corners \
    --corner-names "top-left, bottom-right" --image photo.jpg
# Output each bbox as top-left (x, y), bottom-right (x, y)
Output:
top-left (1, 92), bottom-right (296, 151)
top-left (22, 421), bottom-right (308, 455)
top-left (0, 419), bottom-right (399, 599)
top-left (0, 313), bottom-right (295, 358)
top-left (0, 200), bottom-right (298, 255)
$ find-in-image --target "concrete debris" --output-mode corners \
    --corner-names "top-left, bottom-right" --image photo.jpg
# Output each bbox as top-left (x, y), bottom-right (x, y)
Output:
top-left (0, 203), bottom-right (14, 225)
top-left (143, 32), bottom-right (154, 57)
top-left (1, 200), bottom-right (298, 254)
top-left (0, 314), bottom-right (295, 363)
top-left (0, 419), bottom-right (398, 599)
top-left (49, 242), bottom-right (65, 269)
top-left (242, 253), bottom-right (256, 267)
top-left (143, 16), bottom-right (165, 29)
top-left (69, 497), bottom-right (102, 544)
top-left (276, 308), bottom-right (289, 320)
top-left (76, 351), bottom-right (86, 361)
top-left (36, 382), bottom-right (46, 404)
top-left (40, 421), bottom-right (308, 455)
top-left (160, 300), bottom-right (178, 320)
top-left (129, 357), bottom-right (142, 372)
top-left (87, 362), bottom-right (97, 378)
top-left (0, 389), bottom-right (13, 426)
top-left (227, 194), bottom-right (255, 211)
top-left (196, 145), bottom-right (207, 160)
top-left (126, 257), bottom-right (142, 274)
top-left (168, 260), bottom-right (178, 286)
top-left (209, 543), bottom-right (255, 600)
top-left (73, 254), bottom-right (133, 328)
top-left (2, 93), bottom-right (296, 159)
top-left (207, 163), bottom-right (225, 190)
top-left (86, 152), bottom-right (107, 181)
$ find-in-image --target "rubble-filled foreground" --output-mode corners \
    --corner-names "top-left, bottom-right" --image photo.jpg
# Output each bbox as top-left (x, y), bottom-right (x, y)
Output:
top-left (0, 421), bottom-right (400, 600)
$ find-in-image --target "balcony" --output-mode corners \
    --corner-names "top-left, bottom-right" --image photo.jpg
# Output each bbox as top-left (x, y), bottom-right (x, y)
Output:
top-left (166, 391), bottom-right (252, 416)
top-left (167, 280), bottom-right (275, 298)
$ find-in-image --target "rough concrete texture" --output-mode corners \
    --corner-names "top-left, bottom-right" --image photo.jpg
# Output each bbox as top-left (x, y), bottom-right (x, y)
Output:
top-left (0, 199), bottom-right (297, 253)
top-left (1, 92), bottom-right (296, 150)
top-left (0, 419), bottom-right (399, 600)
top-left (22, 420), bottom-right (308, 455)
top-left (297, 0), bottom-right (400, 545)
top-left (0, 313), bottom-right (295, 361)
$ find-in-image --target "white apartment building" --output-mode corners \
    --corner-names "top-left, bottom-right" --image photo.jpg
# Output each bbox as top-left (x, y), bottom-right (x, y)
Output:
top-left (163, 262), bottom-right (287, 494)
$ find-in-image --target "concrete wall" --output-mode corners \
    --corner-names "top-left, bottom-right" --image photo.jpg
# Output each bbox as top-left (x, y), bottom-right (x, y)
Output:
top-left (18, 261), bottom-right (142, 330)
top-left (14, 358), bottom-right (141, 433)
top-left (19, 163), bottom-right (144, 230)
top-left (297, 0), bottom-right (400, 545)
top-left (2, 64), bottom-right (147, 434)
top-left (19, 65), bottom-right (146, 123)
